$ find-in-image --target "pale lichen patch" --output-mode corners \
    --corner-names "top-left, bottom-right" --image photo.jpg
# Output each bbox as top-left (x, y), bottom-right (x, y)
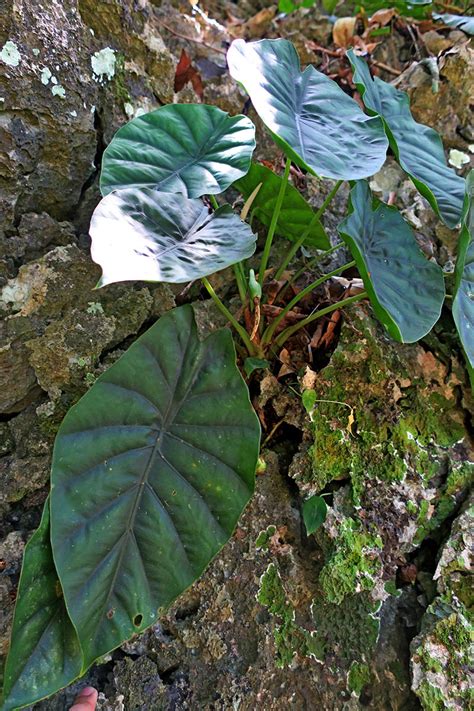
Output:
top-left (0, 40), bottom-right (21, 67)
top-left (40, 67), bottom-right (52, 85)
top-left (91, 47), bottom-right (116, 82)
top-left (51, 85), bottom-right (66, 98)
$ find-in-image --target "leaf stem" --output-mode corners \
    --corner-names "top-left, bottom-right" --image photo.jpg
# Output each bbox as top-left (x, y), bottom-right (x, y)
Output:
top-left (274, 291), bottom-right (368, 349)
top-left (274, 180), bottom-right (343, 281)
top-left (234, 263), bottom-right (247, 304)
top-left (258, 157), bottom-right (292, 289)
top-left (279, 240), bottom-right (345, 301)
top-left (261, 261), bottom-right (356, 346)
top-left (209, 195), bottom-right (219, 210)
top-left (201, 277), bottom-right (256, 355)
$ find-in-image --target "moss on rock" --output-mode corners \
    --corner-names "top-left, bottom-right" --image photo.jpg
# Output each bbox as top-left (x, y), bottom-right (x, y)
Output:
top-left (318, 517), bottom-right (383, 604)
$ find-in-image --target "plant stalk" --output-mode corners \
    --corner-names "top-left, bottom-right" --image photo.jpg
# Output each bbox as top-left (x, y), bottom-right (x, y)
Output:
top-left (209, 195), bottom-right (219, 210)
top-left (234, 263), bottom-right (247, 304)
top-left (261, 260), bottom-right (356, 346)
top-left (278, 240), bottom-right (345, 302)
top-left (274, 291), bottom-right (368, 349)
top-left (274, 180), bottom-right (343, 281)
top-left (201, 277), bottom-right (256, 355)
top-left (258, 157), bottom-right (292, 289)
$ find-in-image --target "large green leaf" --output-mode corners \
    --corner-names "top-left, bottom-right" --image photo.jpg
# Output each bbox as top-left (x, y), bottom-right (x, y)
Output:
top-left (90, 189), bottom-right (256, 286)
top-left (227, 39), bottom-right (388, 181)
top-left (100, 104), bottom-right (256, 198)
top-left (347, 49), bottom-right (465, 228)
top-left (453, 170), bottom-right (474, 370)
top-left (50, 305), bottom-right (260, 668)
top-left (234, 162), bottom-right (330, 249)
top-left (338, 181), bottom-right (445, 342)
top-left (1, 501), bottom-right (82, 711)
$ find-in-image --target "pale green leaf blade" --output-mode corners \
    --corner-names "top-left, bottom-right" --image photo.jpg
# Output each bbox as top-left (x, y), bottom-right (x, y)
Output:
top-left (453, 170), bottom-right (474, 369)
top-left (50, 305), bottom-right (261, 669)
top-left (338, 181), bottom-right (445, 342)
top-left (234, 162), bottom-right (330, 249)
top-left (90, 189), bottom-right (257, 285)
top-left (227, 39), bottom-right (388, 181)
top-left (100, 104), bottom-right (256, 198)
top-left (1, 501), bottom-right (82, 711)
top-left (347, 49), bottom-right (465, 228)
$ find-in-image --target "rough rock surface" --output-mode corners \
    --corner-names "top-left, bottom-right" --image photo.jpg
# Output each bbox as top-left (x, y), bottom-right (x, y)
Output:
top-left (0, 1), bottom-right (472, 710)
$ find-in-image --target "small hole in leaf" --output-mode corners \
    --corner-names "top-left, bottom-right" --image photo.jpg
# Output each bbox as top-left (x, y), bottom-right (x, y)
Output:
top-left (133, 613), bottom-right (143, 627)
top-left (106, 608), bottom-right (115, 619)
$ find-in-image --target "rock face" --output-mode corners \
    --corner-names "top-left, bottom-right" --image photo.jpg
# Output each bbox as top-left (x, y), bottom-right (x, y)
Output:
top-left (0, 1), bottom-right (472, 710)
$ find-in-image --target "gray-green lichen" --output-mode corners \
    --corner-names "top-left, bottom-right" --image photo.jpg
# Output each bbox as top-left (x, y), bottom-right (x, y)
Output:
top-left (257, 563), bottom-right (324, 667)
top-left (0, 41), bottom-right (21, 67)
top-left (411, 595), bottom-right (473, 710)
top-left (290, 305), bottom-right (472, 602)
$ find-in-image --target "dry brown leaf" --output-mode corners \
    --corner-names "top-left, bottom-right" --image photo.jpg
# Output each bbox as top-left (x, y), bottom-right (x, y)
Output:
top-left (333, 17), bottom-right (357, 48)
top-left (368, 8), bottom-right (397, 26)
top-left (174, 49), bottom-right (204, 99)
top-left (230, 7), bottom-right (277, 39)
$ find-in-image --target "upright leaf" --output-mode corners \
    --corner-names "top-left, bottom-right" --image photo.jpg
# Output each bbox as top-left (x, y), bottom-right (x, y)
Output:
top-left (50, 305), bottom-right (261, 668)
top-left (90, 189), bottom-right (256, 285)
top-left (100, 104), bottom-right (256, 198)
top-left (302, 495), bottom-right (327, 535)
top-left (338, 181), bottom-right (445, 342)
top-left (453, 170), bottom-right (474, 371)
top-left (347, 49), bottom-right (465, 228)
top-left (1, 501), bottom-right (82, 711)
top-left (227, 39), bottom-right (388, 181)
top-left (234, 162), bottom-right (330, 249)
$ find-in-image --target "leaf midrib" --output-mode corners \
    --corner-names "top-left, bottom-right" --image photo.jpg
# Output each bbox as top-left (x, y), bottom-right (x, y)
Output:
top-left (92, 325), bottom-right (196, 646)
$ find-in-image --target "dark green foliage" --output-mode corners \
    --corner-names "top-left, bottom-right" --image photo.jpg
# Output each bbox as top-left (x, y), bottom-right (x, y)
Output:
top-left (338, 181), bottom-right (445, 342)
top-left (90, 189), bottom-right (256, 285)
top-left (50, 305), bottom-right (260, 667)
top-left (1, 502), bottom-right (81, 711)
top-left (227, 39), bottom-right (388, 181)
top-left (348, 50), bottom-right (465, 228)
top-left (100, 104), bottom-right (255, 198)
top-left (235, 162), bottom-right (330, 249)
top-left (453, 171), bottom-right (474, 373)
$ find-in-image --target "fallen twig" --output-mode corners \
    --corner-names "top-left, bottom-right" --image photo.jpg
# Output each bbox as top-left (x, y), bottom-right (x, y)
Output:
top-left (158, 20), bottom-right (227, 55)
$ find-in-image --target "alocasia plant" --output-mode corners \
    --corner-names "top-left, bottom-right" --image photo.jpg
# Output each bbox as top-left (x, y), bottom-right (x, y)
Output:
top-left (2, 41), bottom-right (471, 710)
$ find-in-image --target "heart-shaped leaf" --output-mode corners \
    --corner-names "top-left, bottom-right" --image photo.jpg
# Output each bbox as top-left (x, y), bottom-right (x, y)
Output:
top-left (50, 305), bottom-right (261, 667)
top-left (227, 39), bottom-right (388, 181)
top-left (347, 49), bottom-right (465, 228)
top-left (100, 104), bottom-right (256, 198)
top-left (453, 170), bottom-right (474, 370)
top-left (90, 189), bottom-right (257, 285)
top-left (338, 181), bottom-right (445, 342)
top-left (2, 501), bottom-right (82, 711)
top-left (234, 162), bottom-right (330, 249)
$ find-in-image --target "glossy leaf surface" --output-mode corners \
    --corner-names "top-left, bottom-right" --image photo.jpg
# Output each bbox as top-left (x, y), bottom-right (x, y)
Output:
top-left (50, 305), bottom-right (261, 668)
top-left (348, 49), bottom-right (465, 228)
top-left (234, 162), bottom-right (330, 249)
top-left (453, 170), bottom-right (474, 370)
top-left (2, 501), bottom-right (81, 711)
top-left (100, 104), bottom-right (256, 198)
top-left (90, 189), bottom-right (257, 285)
top-left (338, 181), bottom-right (445, 342)
top-left (227, 39), bottom-right (388, 180)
